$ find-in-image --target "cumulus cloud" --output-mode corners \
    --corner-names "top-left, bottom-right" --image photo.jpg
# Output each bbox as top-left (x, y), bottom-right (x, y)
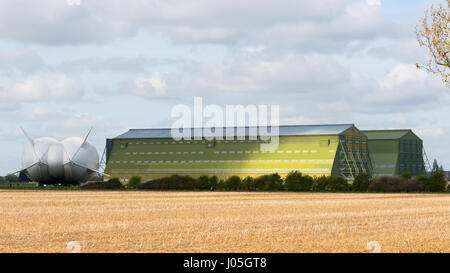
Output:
top-left (368, 38), bottom-right (429, 63)
top-left (0, 0), bottom-right (134, 45)
top-left (414, 125), bottom-right (450, 168)
top-left (366, 64), bottom-right (446, 106)
top-left (0, 48), bottom-right (46, 76)
top-left (1, 73), bottom-right (82, 101)
top-left (57, 56), bottom-right (183, 74)
top-left (0, 0), bottom-right (396, 51)
top-left (25, 107), bottom-right (69, 121)
top-left (366, 0), bottom-right (381, 6)
top-left (128, 73), bottom-right (169, 98)
top-left (0, 73), bottom-right (83, 110)
top-left (59, 113), bottom-right (122, 133)
top-left (126, 53), bottom-right (447, 118)
top-left (180, 53), bottom-right (350, 95)
top-left (7, 110), bottom-right (124, 141)
top-left (244, 45), bottom-right (265, 54)
top-left (415, 128), bottom-right (446, 137)
top-left (0, 94), bottom-right (19, 111)
top-left (261, 2), bottom-right (395, 53)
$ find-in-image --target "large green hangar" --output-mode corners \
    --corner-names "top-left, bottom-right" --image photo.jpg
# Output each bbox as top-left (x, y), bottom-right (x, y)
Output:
top-left (104, 124), bottom-right (372, 181)
top-left (362, 129), bottom-right (426, 177)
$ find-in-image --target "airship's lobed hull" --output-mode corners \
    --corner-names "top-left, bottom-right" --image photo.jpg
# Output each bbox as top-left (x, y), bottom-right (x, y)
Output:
top-left (22, 136), bottom-right (99, 185)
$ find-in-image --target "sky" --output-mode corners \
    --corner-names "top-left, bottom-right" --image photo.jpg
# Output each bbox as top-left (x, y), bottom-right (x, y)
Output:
top-left (0, 0), bottom-right (449, 175)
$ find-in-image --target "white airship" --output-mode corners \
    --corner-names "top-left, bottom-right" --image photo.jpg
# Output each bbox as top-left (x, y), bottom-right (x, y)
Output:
top-left (20, 128), bottom-right (100, 185)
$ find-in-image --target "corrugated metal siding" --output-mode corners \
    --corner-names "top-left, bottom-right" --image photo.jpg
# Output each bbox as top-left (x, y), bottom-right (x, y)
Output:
top-left (114, 124), bottom-right (354, 139)
top-left (364, 129), bottom-right (425, 176)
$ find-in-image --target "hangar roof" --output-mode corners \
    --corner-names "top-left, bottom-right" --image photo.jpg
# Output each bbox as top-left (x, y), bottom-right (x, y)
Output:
top-left (114, 124), bottom-right (355, 139)
top-left (362, 129), bottom-right (418, 140)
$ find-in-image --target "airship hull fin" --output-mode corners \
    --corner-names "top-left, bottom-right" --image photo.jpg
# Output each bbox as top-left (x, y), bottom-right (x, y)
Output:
top-left (71, 127), bottom-right (93, 161)
top-left (20, 127), bottom-right (34, 146)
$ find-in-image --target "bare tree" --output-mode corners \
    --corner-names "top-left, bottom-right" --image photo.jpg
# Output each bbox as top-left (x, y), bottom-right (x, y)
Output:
top-left (416, 0), bottom-right (450, 86)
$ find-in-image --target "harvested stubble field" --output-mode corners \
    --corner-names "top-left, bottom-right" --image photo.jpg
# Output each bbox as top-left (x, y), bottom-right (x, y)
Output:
top-left (0, 190), bottom-right (449, 253)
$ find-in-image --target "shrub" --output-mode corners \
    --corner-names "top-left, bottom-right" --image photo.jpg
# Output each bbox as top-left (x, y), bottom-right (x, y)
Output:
top-left (312, 176), bottom-right (349, 192)
top-left (405, 178), bottom-right (425, 192)
top-left (179, 175), bottom-right (196, 190)
top-left (138, 177), bottom-right (170, 190)
top-left (253, 175), bottom-right (266, 190)
top-left (5, 174), bottom-right (19, 182)
top-left (81, 178), bottom-right (123, 190)
top-left (352, 173), bottom-right (370, 192)
top-left (168, 175), bottom-right (183, 190)
top-left (127, 176), bottom-right (142, 189)
top-left (326, 176), bottom-right (350, 191)
top-left (254, 173), bottom-right (283, 191)
top-left (225, 176), bottom-right (242, 191)
top-left (209, 176), bottom-right (219, 189)
top-left (165, 175), bottom-right (196, 190)
top-left (139, 175), bottom-right (197, 190)
top-left (138, 175), bottom-right (197, 190)
top-left (369, 176), bottom-right (424, 193)
top-left (285, 171), bottom-right (313, 191)
top-left (196, 175), bottom-right (210, 190)
top-left (368, 176), bottom-right (408, 192)
top-left (415, 174), bottom-right (428, 184)
top-left (312, 176), bottom-right (329, 191)
top-left (285, 171), bottom-right (302, 191)
top-left (299, 175), bottom-right (314, 191)
top-left (266, 173), bottom-right (283, 191)
top-left (105, 178), bottom-right (123, 189)
top-left (401, 172), bottom-right (412, 180)
top-left (216, 179), bottom-right (226, 190)
top-left (242, 176), bottom-right (255, 191)
top-left (425, 172), bottom-right (447, 192)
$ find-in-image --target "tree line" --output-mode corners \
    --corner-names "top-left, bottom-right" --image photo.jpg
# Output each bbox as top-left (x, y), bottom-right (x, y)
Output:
top-left (87, 170), bottom-right (448, 193)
